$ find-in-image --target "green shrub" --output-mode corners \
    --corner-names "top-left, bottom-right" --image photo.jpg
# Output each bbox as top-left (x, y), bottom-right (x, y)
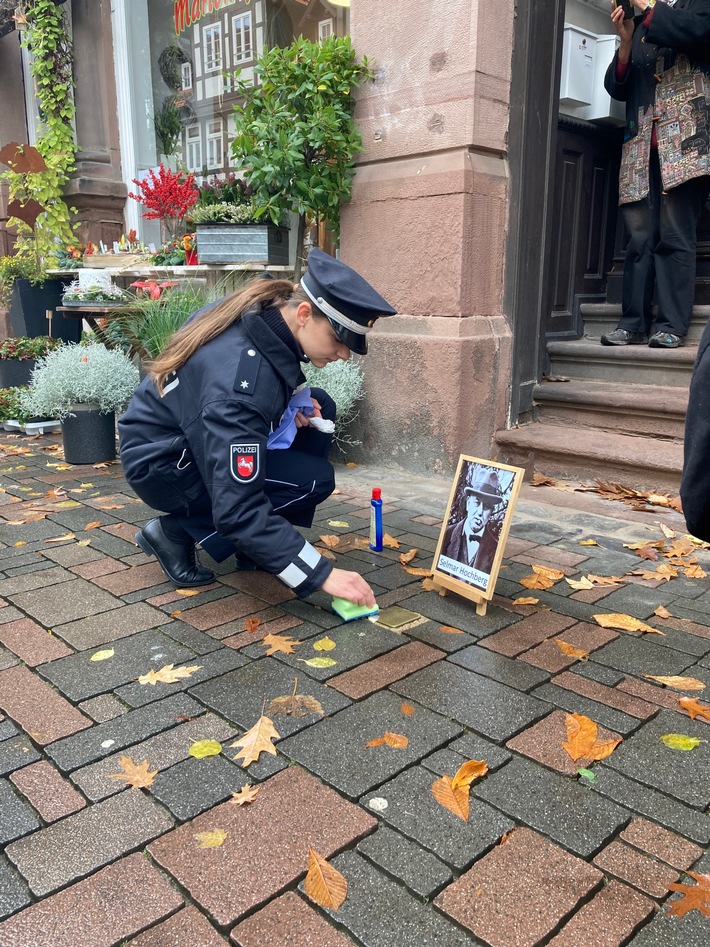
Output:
top-left (0, 336), bottom-right (62, 360)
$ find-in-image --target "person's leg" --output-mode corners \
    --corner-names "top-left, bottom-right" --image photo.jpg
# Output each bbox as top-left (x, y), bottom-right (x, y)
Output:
top-left (652, 173), bottom-right (710, 342)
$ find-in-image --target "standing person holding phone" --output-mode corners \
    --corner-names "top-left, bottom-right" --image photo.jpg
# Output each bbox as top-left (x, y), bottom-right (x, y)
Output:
top-left (601, 0), bottom-right (710, 350)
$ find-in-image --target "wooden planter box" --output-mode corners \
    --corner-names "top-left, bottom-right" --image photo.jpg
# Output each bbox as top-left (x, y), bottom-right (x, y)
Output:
top-left (83, 254), bottom-right (148, 268)
top-left (195, 224), bottom-right (289, 265)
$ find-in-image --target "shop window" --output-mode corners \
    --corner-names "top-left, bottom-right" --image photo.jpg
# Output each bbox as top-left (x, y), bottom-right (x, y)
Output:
top-left (186, 124), bottom-right (202, 172)
top-left (207, 119), bottom-right (224, 171)
top-left (233, 12), bottom-right (253, 65)
top-left (181, 61), bottom-right (193, 91)
top-left (203, 23), bottom-right (222, 73)
top-left (318, 18), bottom-right (334, 41)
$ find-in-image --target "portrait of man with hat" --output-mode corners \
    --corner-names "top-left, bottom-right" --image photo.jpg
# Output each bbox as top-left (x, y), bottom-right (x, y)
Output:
top-left (441, 464), bottom-right (510, 582)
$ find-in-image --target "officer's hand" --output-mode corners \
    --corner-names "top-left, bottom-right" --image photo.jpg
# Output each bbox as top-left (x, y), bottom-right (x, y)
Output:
top-left (321, 568), bottom-right (376, 607)
top-left (295, 396), bottom-right (323, 429)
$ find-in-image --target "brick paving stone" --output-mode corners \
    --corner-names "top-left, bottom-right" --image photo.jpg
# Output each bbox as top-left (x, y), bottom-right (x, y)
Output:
top-left (0, 607), bottom-right (24, 625)
top-left (53, 602), bottom-right (171, 651)
top-left (70, 712), bottom-right (236, 802)
top-left (361, 765), bottom-right (514, 870)
top-left (393, 662), bottom-right (550, 741)
top-left (448, 730), bottom-right (514, 769)
top-left (546, 880), bottom-right (655, 947)
top-left (0, 735), bottom-right (41, 776)
top-left (40, 542), bottom-right (106, 568)
top-left (307, 850), bottom-right (475, 947)
top-left (627, 909), bottom-right (708, 947)
top-left (155, 619), bottom-right (225, 655)
top-left (398, 618), bottom-right (480, 653)
top-left (0, 665), bottom-right (92, 746)
top-left (551, 671), bottom-right (659, 719)
top-left (190, 657), bottom-right (350, 739)
top-left (116, 648), bottom-right (248, 708)
top-left (620, 818), bottom-right (703, 870)
top-left (0, 778), bottom-right (40, 844)
top-left (149, 766), bottom-right (376, 927)
top-left (70, 556), bottom-right (129, 579)
top-left (571, 585), bottom-right (616, 604)
top-left (0, 567), bottom-right (75, 598)
top-left (516, 546), bottom-right (590, 567)
top-left (0, 717), bottom-right (18, 741)
top-left (129, 906), bottom-right (228, 946)
top-left (474, 756), bottom-right (629, 857)
top-left (5, 789), bottom-right (174, 896)
top-left (0, 851), bottom-right (32, 921)
top-left (151, 754), bottom-right (252, 822)
top-left (435, 827), bottom-right (602, 947)
top-left (280, 598), bottom-right (345, 628)
top-left (356, 825), bottom-right (453, 898)
top-left (447, 644), bottom-right (550, 691)
top-left (221, 613), bottom-right (303, 650)
top-left (648, 614), bottom-right (710, 641)
top-left (0, 852), bottom-right (183, 946)
top-left (218, 570), bottom-right (296, 604)
top-left (38, 628), bottom-right (199, 702)
top-left (593, 840), bottom-right (679, 898)
top-left (91, 561), bottom-right (174, 595)
top-left (572, 661), bottom-right (626, 686)
top-left (0, 617), bottom-right (73, 665)
top-left (530, 682), bottom-right (642, 735)
top-left (591, 766), bottom-right (710, 845)
top-left (597, 584), bottom-right (674, 619)
top-left (179, 593), bottom-right (270, 631)
top-left (617, 677), bottom-right (695, 712)
top-left (602, 709), bottom-right (709, 809)
top-left (78, 694), bottom-right (128, 722)
top-left (280, 690), bottom-right (461, 799)
top-left (390, 591), bottom-right (523, 638)
top-left (479, 611), bottom-right (578, 657)
top-left (328, 641), bottom-right (444, 699)
top-left (506, 709), bottom-right (623, 776)
top-left (8, 576), bottom-right (123, 626)
top-left (230, 892), bottom-right (353, 947)
top-left (520, 621), bottom-right (619, 673)
top-left (46, 693), bottom-right (204, 772)
top-left (10, 761), bottom-right (86, 823)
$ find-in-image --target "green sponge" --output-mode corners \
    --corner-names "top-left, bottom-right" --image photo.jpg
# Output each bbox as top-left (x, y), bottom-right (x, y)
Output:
top-left (331, 597), bottom-right (380, 622)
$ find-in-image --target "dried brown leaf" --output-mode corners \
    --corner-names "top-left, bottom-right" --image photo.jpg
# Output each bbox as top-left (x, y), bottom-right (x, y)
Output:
top-left (267, 678), bottom-right (324, 718)
top-left (439, 625), bottom-right (464, 635)
top-left (304, 846), bottom-right (348, 911)
top-left (562, 713), bottom-right (598, 762)
top-left (587, 574), bottom-right (625, 587)
top-left (382, 533), bottom-right (400, 549)
top-left (230, 785), bottom-right (259, 806)
top-left (108, 755), bottom-right (157, 788)
top-left (592, 613), bottom-right (664, 635)
top-left (400, 702), bottom-right (416, 716)
top-left (138, 663), bottom-right (203, 685)
top-left (451, 759), bottom-right (488, 790)
top-left (520, 572), bottom-right (555, 590)
top-left (366, 731), bottom-right (409, 749)
top-left (554, 638), bottom-right (589, 660)
top-left (666, 872), bottom-right (710, 918)
top-left (431, 774), bottom-right (470, 821)
top-left (399, 548), bottom-right (418, 565)
top-left (84, 521), bottom-right (102, 531)
top-left (404, 566), bottom-right (432, 577)
top-left (679, 697), bottom-right (710, 722)
top-left (244, 617), bottom-right (261, 633)
top-left (319, 535), bottom-right (341, 548)
top-left (261, 633), bottom-right (300, 656)
top-left (684, 564), bottom-right (707, 579)
top-left (643, 675), bottom-right (705, 691)
top-left (565, 576), bottom-right (594, 590)
top-left (654, 605), bottom-right (673, 619)
top-left (230, 715), bottom-right (280, 767)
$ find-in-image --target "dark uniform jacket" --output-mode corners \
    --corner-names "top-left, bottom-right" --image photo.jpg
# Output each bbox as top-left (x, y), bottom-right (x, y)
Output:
top-left (681, 319), bottom-right (710, 541)
top-left (118, 306), bottom-right (332, 598)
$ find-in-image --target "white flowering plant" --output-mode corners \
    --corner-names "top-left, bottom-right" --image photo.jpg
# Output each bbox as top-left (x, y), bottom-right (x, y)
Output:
top-left (61, 280), bottom-right (130, 304)
top-left (303, 357), bottom-right (364, 448)
top-left (21, 343), bottom-right (140, 420)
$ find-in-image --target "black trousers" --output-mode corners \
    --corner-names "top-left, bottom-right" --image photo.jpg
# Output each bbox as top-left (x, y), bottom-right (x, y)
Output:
top-left (620, 151), bottom-right (710, 337)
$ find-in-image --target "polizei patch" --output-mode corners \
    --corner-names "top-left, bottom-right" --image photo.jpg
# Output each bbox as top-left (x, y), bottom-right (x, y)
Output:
top-left (230, 444), bottom-right (259, 483)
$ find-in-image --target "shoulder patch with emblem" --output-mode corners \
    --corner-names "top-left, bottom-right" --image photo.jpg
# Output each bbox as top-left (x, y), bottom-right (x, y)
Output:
top-left (230, 443), bottom-right (260, 483)
top-left (234, 348), bottom-right (261, 395)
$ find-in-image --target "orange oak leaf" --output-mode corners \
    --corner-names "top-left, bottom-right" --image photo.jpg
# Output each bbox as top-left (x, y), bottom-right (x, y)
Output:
top-left (400, 702), bottom-right (416, 716)
top-left (439, 625), bottom-right (464, 635)
top-left (261, 633), bottom-right (300, 655)
top-left (666, 871), bottom-right (710, 918)
top-left (554, 638), bottom-right (589, 660)
top-left (230, 715), bottom-right (280, 767)
top-left (684, 564), bottom-right (707, 579)
top-left (304, 846), bottom-right (348, 911)
top-left (244, 617), bottom-right (261, 633)
top-left (520, 572), bottom-right (555, 590)
top-left (399, 548), bottom-right (418, 565)
top-left (138, 663), bottom-right (203, 685)
top-left (635, 546), bottom-right (660, 562)
top-left (679, 697), bottom-right (710, 722)
top-left (108, 756), bottom-right (157, 788)
top-left (562, 713), bottom-right (598, 762)
top-left (366, 731), bottom-right (409, 749)
top-left (592, 613), bottom-right (664, 635)
top-left (230, 785), bottom-right (259, 806)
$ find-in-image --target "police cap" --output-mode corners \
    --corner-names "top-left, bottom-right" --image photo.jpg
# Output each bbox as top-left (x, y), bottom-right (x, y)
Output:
top-left (300, 248), bottom-right (396, 355)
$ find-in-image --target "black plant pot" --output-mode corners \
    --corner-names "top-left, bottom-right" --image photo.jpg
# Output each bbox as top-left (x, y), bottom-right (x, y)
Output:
top-left (8, 278), bottom-right (81, 343)
top-left (60, 405), bottom-right (116, 465)
top-left (0, 358), bottom-right (35, 388)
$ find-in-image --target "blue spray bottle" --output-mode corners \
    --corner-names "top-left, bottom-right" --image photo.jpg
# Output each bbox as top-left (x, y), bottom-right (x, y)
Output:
top-left (369, 487), bottom-right (383, 551)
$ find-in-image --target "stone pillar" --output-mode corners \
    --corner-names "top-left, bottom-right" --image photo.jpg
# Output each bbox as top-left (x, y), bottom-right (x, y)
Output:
top-left (65, 0), bottom-right (126, 246)
top-left (341, 0), bottom-right (514, 474)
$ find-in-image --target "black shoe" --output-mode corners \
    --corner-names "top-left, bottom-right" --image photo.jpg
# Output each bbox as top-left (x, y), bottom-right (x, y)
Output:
top-left (600, 328), bottom-right (649, 346)
top-left (136, 518), bottom-right (215, 588)
top-left (234, 553), bottom-right (259, 572)
top-left (648, 331), bottom-right (682, 349)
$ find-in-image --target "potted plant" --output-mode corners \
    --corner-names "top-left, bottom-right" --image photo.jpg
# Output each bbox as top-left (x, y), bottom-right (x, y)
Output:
top-left (0, 335), bottom-right (62, 388)
top-left (61, 280), bottom-right (131, 307)
top-left (187, 174), bottom-right (289, 265)
top-left (129, 163), bottom-right (198, 245)
top-left (182, 232), bottom-right (198, 266)
top-left (0, 252), bottom-right (80, 344)
top-left (21, 343), bottom-right (140, 464)
top-left (0, 385), bottom-right (60, 435)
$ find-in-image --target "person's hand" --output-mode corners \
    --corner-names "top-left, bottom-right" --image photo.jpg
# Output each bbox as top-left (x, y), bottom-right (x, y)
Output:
top-left (611, 4), bottom-right (635, 43)
top-left (294, 396), bottom-right (322, 429)
top-left (630, 0), bottom-right (650, 12)
top-left (321, 568), bottom-right (376, 607)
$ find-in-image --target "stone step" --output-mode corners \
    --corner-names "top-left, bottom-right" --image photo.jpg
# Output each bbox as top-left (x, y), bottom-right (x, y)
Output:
top-left (495, 422), bottom-right (683, 493)
top-left (580, 302), bottom-right (709, 342)
top-left (547, 338), bottom-right (698, 387)
top-left (533, 379), bottom-right (688, 439)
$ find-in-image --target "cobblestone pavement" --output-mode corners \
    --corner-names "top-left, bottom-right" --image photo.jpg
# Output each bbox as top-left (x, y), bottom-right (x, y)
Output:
top-left (0, 438), bottom-right (708, 946)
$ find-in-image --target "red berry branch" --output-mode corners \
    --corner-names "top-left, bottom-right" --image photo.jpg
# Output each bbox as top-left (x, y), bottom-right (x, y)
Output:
top-left (128, 163), bottom-right (198, 223)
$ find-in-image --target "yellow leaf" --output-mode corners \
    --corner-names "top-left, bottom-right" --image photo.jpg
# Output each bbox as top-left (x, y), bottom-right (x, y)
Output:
top-left (230, 784), bottom-right (259, 805)
top-left (451, 759), bottom-right (488, 790)
top-left (327, 520), bottom-right (350, 528)
top-left (304, 846), bottom-right (348, 911)
top-left (654, 605), bottom-right (673, 619)
top-left (382, 533), bottom-right (400, 549)
top-left (138, 663), bottom-right (203, 685)
top-left (176, 588), bottom-right (202, 596)
top-left (54, 501), bottom-right (81, 509)
top-left (230, 715), bottom-right (280, 767)
top-left (554, 638), bottom-right (589, 660)
top-left (579, 539), bottom-right (599, 546)
top-left (313, 636), bottom-right (336, 652)
top-left (431, 774), bottom-right (470, 821)
top-left (661, 733), bottom-right (704, 751)
top-left (45, 533), bottom-right (76, 543)
top-left (189, 739), bottom-right (223, 759)
top-left (565, 576), bottom-right (594, 590)
top-left (366, 731), bottom-right (409, 748)
top-left (194, 828), bottom-right (228, 848)
top-left (679, 697), bottom-right (710, 722)
top-left (89, 648), bottom-right (114, 662)
top-left (592, 613), bottom-right (665, 635)
top-left (169, 610), bottom-right (182, 618)
top-left (301, 656), bottom-right (338, 668)
top-left (643, 675), bottom-right (705, 691)
top-left (512, 597), bottom-right (539, 605)
top-left (108, 756), bottom-right (157, 788)
top-left (399, 548), bottom-right (418, 565)
top-left (13, 541), bottom-right (26, 547)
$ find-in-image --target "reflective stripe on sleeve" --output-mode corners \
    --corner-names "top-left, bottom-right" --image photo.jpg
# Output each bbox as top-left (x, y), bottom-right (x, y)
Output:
top-left (298, 541), bottom-right (321, 569)
top-left (278, 562), bottom-right (308, 588)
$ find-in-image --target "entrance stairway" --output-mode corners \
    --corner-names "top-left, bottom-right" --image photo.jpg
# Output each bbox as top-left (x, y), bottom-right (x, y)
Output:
top-left (495, 303), bottom-right (710, 493)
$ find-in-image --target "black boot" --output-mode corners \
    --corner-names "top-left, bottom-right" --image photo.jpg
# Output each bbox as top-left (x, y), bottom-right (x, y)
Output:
top-left (136, 518), bottom-right (215, 588)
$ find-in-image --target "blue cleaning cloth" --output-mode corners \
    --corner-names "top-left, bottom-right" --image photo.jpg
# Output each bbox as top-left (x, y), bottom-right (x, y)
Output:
top-left (267, 387), bottom-right (314, 450)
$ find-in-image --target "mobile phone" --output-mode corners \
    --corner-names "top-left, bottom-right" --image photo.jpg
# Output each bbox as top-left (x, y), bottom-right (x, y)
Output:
top-left (612, 0), bottom-right (635, 18)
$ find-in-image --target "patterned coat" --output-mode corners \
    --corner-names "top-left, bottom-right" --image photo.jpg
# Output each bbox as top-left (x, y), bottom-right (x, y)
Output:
top-left (604, 0), bottom-right (710, 204)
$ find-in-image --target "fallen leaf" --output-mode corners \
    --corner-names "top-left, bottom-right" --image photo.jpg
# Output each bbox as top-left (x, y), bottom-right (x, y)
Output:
top-left (261, 633), bottom-right (300, 655)
top-left (89, 648), bottom-right (114, 662)
top-left (587, 737), bottom-right (622, 761)
top-left (195, 828), bottom-right (228, 848)
top-left (319, 548), bottom-right (337, 561)
top-left (630, 569), bottom-right (663, 582)
top-left (189, 739), bottom-right (222, 759)
top-left (138, 663), bottom-right (203, 685)
top-left (169, 610), bottom-right (182, 618)
top-left (587, 574), bottom-right (625, 586)
top-left (578, 767), bottom-right (596, 782)
top-left (267, 678), bottom-right (324, 718)
top-left (530, 473), bottom-right (557, 486)
top-left (666, 871), bottom-right (710, 918)
top-left (319, 535), bottom-right (341, 548)
top-left (230, 785), bottom-right (259, 805)
top-left (451, 759), bottom-right (488, 789)
top-left (654, 605), bottom-right (673, 619)
top-left (244, 617), bottom-right (261, 633)
top-left (301, 656), bottom-right (337, 668)
top-left (684, 564), bottom-right (707, 579)
top-left (327, 520), bottom-right (350, 528)
top-left (565, 576), bottom-right (594, 590)
top-left (520, 572), bottom-right (556, 590)
top-left (532, 564), bottom-right (565, 581)
top-left (13, 541), bottom-right (26, 547)
top-left (84, 521), bottom-right (102, 530)
top-left (108, 756), bottom-right (157, 788)
top-left (512, 597), bottom-right (539, 605)
top-left (313, 636), bottom-right (336, 652)
top-left (562, 713), bottom-right (598, 762)
top-left (176, 588), bottom-right (202, 596)
top-left (636, 545), bottom-right (660, 562)
top-left (230, 715), bottom-right (280, 766)
top-left (655, 563), bottom-right (680, 582)
top-left (678, 697), bottom-right (710, 722)
top-left (54, 501), bottom-right (81, 510)
top-left (579, 539), bottom-right (599, 546)
top-left (404, 566), bottom-right (432, 577)
top-left (400, 702), bottom-right (415, 716)
top-left (624, 540), bottom-right (665, 551)
top-left (77, 540), bottom-right (91, 547)
top-left (554, 638), bottom-right (589, 660)
top-left (45, 533), bottom-right (76, 543)
top-left (382, 533), bottom-right (400, 549)
top-left (592, 613), bottom-right (664, 635)
top-left (399, 548), bottom-right (418, 565)
top-left (439, 625), bottom-right (464, 635)
top-left (345, 461), bottom-right (358, 467)
top-left (659, 523), bottom-right (676, 539)
top-left (366, 731), bottom-right (409, 749)
top-left (643, 675), bottom-right (705, 691)
top-left (431, 774), bottom-right (470, 821)
top-left (660, 733), bottom-right (704, 751)
top-left (304, 846), bottom-right (348, 911)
